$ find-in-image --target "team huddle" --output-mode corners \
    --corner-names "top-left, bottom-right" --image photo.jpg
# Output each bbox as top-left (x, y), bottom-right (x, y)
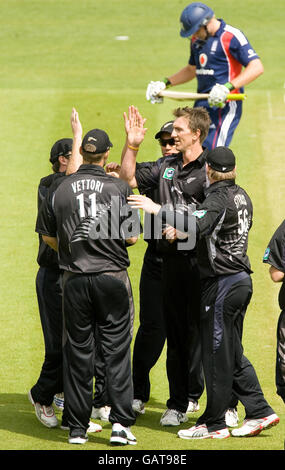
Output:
top-left (28, 3), bottom-right (284, 446)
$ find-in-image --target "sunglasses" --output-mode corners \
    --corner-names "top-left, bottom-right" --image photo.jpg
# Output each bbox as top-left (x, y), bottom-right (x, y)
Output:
top-left (159, 138), bottom-right (176, 147)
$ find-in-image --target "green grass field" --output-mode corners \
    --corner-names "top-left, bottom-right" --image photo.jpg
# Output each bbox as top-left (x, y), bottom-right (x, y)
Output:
top-left (0, 0), bottom-right (285, 454)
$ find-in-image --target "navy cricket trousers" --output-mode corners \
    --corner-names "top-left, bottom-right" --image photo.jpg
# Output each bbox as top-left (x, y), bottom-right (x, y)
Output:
top-left (197, 271), bottom-right (274, 432)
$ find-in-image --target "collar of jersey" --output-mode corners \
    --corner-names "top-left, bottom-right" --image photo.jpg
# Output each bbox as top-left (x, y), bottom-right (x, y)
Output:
top-left (179, 149), bottom-right (207, 169)
top-left (206, 179), bottom-right (235, 195)
top-left (213, 19), bottom-right (226, 38)
top-left (77, 164), bottom-right (106, 174)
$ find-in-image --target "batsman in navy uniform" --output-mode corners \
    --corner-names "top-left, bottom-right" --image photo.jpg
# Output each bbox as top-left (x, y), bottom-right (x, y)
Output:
top-left (128, 146), bottom-right (280, 439)
top-left (36, 128), bottom-right (140, 445)
top-left (29, 138), bottom-right (72, 428)
top-left (146, 2), bottom-right (264, 150)
top-left (263, 220), bottom-right (285, 405)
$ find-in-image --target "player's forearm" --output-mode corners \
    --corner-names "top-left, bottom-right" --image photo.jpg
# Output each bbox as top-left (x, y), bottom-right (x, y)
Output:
top-left (66, 135), bottom-right (82, 175)
top-left (67, 107), bottom-right (83, 175)
top-left (119, 138), bottom-right (138, 188)
top-left (269, 265), bottom-right (285, 283)
top-left (167, 65), bottom-right (196, 86)
top-left (42, 235), bottom-right (58, 252)
top-left (231, 58), bottom-right (264, 89)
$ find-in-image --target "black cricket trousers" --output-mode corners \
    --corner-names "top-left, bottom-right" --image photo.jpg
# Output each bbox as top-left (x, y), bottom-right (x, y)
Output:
top-left (196, 271), bottom-right (274, 432)
top-left (132, 247), bottom-right (165, 403)
top-left (276, 307), bottom-right (285, 402)
top-left (31, 266), bottom-right (63, 405)
top-left (162, 254), bottom-right (204, 412)
top-left (62, 270), bottom-right (136, 434)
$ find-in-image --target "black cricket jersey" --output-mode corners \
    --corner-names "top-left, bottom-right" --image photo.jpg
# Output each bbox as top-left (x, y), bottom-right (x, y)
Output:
top-left (158, 180), bottom-right (253, 279)
top-left (263, 219), bottom-right (285, 309)
top-left (136, 157), bottom-right (170, 252)
top-left (36, 164), bottom-right (140, 274)
top-left (36, 172), bottom-right (65, 268)
top-left (135, 149), bottom-right (209, 254)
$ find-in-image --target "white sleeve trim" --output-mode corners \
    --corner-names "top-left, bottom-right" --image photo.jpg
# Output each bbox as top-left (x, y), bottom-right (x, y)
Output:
top-left (224, 24), bottom-right (248, 46)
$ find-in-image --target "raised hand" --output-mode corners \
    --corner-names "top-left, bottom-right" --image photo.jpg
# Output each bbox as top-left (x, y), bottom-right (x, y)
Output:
top-left (123, 105), bottom-right (147, 148)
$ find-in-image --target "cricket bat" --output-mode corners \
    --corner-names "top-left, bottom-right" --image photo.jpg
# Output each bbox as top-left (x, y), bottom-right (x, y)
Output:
top-left (158, 90), bottom-right (246, 101)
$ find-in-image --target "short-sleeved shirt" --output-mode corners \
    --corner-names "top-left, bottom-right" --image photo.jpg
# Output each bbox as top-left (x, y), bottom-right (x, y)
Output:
top-left (36, 172), bottom-right (65, 269)
top-left (263, 220), bottom-right (285, 309)
top-left (135, 150), bottom-right (209, 254)
top-left (189, 19), bottom-right (260, 94)
top-left (36, 164), bottom-right (140, 274)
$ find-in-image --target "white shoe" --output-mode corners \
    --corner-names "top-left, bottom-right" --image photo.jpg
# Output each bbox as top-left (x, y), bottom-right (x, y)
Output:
top-left (61, 420), bottom-right (102, 433)
top-left (225, 408), bottom-right (239, 427)
top-left (110, 423), bottom-right (137, 446)
top-left (187, 400), bottom-right (200, 413)
top-left (53, 393), bottom-right (64, 411)
top-left (28, 390), bottom-right (58, 428)
top-left (87, 421), bottom-right (102, 433)
top-left (178, 424), bottom-right (230, 440)
top-left (68, 432), bottom-right (88, 444)
top-left (231, 413), bottom-right (280, 437)
top-left (160, 409), bottom-right (188, 426)
top-left (132, 399), bottom-right (145, 415)
top-left (91, 405), bottom-right (111, 421)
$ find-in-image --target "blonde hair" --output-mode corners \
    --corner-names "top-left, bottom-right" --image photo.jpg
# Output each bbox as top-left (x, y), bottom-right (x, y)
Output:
top-left (207, 167), bottom-right (236, 181)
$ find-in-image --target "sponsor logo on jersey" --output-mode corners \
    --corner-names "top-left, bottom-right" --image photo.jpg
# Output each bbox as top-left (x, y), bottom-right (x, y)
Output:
top-left (193, 209), bottom-right (207, 219)
top-left (163, 167), bottom-right (175, 180)
top-left (196, 69), bottom-right (214, 75)
top-left (263, 247), bottom-right (270, 261)
top-left (248, 48), bottom-right (257, 58)
top-left (199, 53), bottom-right (208, 67)
top-left (187, 177), bottom-right (196, 184)
top-left (211, 40), bottom-right (218, 53)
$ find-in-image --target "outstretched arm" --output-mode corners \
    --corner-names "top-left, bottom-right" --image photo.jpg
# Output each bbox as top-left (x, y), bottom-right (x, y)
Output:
top-left (66, 107), bottom-right (83, 175)
top-left (119, 105), bottom-right (147, 188)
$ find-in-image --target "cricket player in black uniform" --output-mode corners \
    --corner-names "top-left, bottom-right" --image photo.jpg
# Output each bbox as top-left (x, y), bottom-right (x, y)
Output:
top-left (120, 105), bottom-right (208, 426)
top-left (36, 128), bottom-right (140, 445)
top-left (263, 220), bottom-right (285, 405)
top-left (128, 146), bottom-right (280, 439)
top-left (29, 138), bottom-right (72, 428)
top-left (131, 121), bottom-right (180, 415)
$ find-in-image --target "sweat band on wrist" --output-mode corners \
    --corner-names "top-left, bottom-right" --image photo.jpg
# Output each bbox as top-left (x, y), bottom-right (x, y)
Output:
top-left (128, 144), bottom-right (139, 151)
top-left (163, 78), bottom-right (171, 88)
top-left (225, 82), bottom-right (235, 91)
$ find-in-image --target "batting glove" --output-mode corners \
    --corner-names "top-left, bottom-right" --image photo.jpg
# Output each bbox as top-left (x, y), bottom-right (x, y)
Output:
top-left (208, 83), bottom-right (233, 108)
top-left (146, 81), bottom-right (166, 104)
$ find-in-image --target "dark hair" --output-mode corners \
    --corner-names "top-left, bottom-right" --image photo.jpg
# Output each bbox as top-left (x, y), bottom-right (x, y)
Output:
top-left (52, 160), bottom-right (60, 173)
top-left (173, 106), bottom-right (211, 143)
top-left (81, 149), bottom-right (106, 164)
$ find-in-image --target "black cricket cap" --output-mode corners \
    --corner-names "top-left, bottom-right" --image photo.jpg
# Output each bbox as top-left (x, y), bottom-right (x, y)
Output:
top-left (50, 138), bottom-right (73, 163)
top-left (206, 146), bottom-right (236, 173)
top-left (155, 121), bottom-right (174, 139)
top-left (81, 129), bottom-right (113, 154)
